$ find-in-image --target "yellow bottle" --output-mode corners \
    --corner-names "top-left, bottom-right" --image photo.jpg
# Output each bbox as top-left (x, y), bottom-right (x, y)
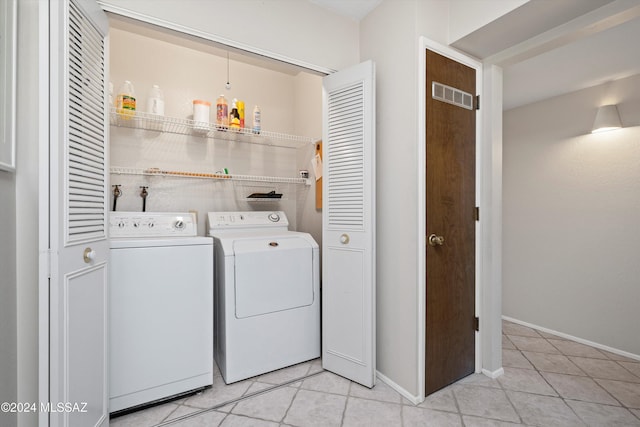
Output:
top-left (237, 100), bottom-right (245, 129)
top-left (229, 98), bottom-right (240, 131)
top-left (116, 80), bottom-right (136, 119)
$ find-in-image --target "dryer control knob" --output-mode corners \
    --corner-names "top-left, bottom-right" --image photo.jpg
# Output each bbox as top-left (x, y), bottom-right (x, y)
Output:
top-left (268, 213), bottom-right (280, 222)
top-left (174, 219), bottom-right (185, 230)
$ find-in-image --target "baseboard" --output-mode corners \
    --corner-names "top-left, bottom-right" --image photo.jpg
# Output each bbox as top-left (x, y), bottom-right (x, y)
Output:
top-left (502, 315), bottom-right (640, 362)
top-left (376, 371), bottom-right (422, 405)
top-left (481, 367), bottom-right (504, 379)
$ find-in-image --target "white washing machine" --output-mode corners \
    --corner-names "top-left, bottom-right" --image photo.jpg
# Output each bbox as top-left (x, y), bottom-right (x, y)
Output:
top-left (109, 212), bottom-right (213, 413)
top-left (207, 211), bottom-right (320, 383)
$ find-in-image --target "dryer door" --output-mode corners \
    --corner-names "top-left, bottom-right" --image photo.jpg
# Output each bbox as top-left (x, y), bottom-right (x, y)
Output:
top-left (234, 237), bottom-right (314, 318)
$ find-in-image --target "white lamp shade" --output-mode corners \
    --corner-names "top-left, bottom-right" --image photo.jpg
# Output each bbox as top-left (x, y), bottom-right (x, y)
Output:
top-left (592, 104), bottom-right (622, 133)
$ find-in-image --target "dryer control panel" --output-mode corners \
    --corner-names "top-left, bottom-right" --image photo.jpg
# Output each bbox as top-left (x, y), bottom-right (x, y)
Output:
top-left (207, 211), bottom-right (289, 231)
top-left (109, 212), bottom-right (198, 238)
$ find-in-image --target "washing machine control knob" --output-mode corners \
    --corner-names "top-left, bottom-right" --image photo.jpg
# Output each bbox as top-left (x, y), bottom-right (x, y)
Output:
top-left (174, 219), bottom-right (185, 230)
top-left (268, 213), bottom-right (280, 222)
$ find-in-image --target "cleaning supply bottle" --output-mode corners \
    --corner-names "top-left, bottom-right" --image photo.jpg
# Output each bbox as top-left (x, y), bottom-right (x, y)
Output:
top-left (229, 98), bottom-right (240, 131)
top-left (116, 80), bottom-right (136, 118)
top-left (216, 94), bottom-right (228, 129)
top-left (147, 84), bottom-right (165, 116)
top-left (252, 105), bottom-right (261, 134)
top-left (237, 100), bottom-right (245, 129)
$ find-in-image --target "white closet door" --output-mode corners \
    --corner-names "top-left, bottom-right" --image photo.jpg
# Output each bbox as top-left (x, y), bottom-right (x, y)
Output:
top-left (48, 0), bottom-right (109, 426)
top-left (322, 60), bottom-right (376, 388)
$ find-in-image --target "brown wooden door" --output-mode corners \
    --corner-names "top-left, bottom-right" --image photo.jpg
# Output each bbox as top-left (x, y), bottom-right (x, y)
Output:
top-left (425, 49), bottom-right (476, 395)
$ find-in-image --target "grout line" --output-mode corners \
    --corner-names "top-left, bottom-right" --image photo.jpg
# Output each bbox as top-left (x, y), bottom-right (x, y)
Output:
top-left (495, 360), bottom-right (526, 425)
top-left (505, 322), bottom-right (640, 424)
top-left (613, 359), bottom-right (640, 382)
top-left (339, 381), bottom-right (353, 427)
top-left (158, 403), bottom-right (184, 424)
top-left (152, 370), bottom-right (325, 427)
top-left (217, 411), bottom-right (231, 427)
top-left (449, 383), bottom-right (463, 417)
top-left (280, 382), bottom-right (300, 424)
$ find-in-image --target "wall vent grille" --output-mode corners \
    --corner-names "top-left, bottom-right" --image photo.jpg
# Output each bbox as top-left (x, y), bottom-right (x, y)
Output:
top-left (432, 81), bottom-right (473, 110)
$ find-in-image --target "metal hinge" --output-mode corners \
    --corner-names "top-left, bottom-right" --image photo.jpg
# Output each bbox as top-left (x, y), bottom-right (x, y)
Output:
top-left (474, 207), bottom-right (480, 222)
top-left (475, 95), bottom-right (480, 110)
top-left (473, 316), bottom-right (480, 331)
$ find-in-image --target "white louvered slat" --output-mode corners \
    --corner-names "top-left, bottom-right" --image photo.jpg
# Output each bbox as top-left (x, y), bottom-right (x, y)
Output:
top-left (327, 82), bottom-right (365, 228)
top-left (65, 0), bottom-right (106, 244)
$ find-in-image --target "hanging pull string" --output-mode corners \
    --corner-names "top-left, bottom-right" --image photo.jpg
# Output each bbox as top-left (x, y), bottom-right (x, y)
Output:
top-left (225, 51), bottom-right (231, 90)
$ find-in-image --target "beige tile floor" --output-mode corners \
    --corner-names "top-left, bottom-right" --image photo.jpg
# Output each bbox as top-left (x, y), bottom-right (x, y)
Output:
top-left (110, 320), bottom-right (640, 426)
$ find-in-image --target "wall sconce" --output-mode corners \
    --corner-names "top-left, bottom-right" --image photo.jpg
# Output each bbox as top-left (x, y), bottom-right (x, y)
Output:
top-left (592, 104), bottom-right (622, 133)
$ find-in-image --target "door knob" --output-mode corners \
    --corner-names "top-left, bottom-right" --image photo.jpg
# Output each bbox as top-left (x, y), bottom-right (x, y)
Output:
top-left (340, 234), bottom-right (350, 244)
top-left (428, 234), bottom-right (444, 247)
top-left (83, 247), bottom-right (96, 263)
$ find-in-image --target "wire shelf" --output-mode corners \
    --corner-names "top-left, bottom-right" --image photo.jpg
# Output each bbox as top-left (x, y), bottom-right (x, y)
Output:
top-left (109, 108), bottom-right (315, 149)
top-left (110, 166), bottom-right (308, 185)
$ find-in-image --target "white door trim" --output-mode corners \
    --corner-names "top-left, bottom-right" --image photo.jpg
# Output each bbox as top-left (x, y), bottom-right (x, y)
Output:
top-left (417, 36), bottom-right (483, 403)
top-left (38, 1), bottom-right (51, 426)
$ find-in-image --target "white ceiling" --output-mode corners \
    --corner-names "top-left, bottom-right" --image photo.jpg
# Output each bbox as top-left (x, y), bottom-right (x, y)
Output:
top-left (451, 0), bottom-right (640, 111)
top-left (308, 0), bottom-right (382, 21)
top-left (310, 0), bottom-right (640, 112)
top-left (503, 15), bottom-right (640, 110)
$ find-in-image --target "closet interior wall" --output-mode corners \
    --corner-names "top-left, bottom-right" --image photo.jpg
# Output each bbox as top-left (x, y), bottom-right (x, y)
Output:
top-left (108, 24), bottom-right (322, 237)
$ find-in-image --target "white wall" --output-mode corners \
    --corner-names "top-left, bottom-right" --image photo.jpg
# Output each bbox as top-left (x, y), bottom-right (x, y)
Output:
top-left (0, 172), bottom-right (17, 427)
top-left (110, 28), bottom-right (303, 134)
top-left (360, 0), bottom-right (423, 398)
top-left (360, 0), bottom-right (509, 399)
top-left (14, 1), bottom-right (43, 426)
top-left (99, 0), bottom-right (359, 73)
top-left (448, 0), bottom-right (528, 43)
top-left (360, 0), bottom-right (468, 398)
top-left (294, 72), bottom-right (323, 248)
top-left (503, 73), bottom-right (640, 356)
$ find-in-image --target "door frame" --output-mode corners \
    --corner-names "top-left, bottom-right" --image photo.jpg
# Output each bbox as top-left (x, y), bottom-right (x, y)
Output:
top-left (38, 1), bottom-right (51, 426)
top-left (417, 37), bottom-right (483, 402)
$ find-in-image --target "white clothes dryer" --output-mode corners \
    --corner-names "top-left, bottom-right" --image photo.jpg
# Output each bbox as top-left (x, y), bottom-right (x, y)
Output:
top-left (207, 211), bottom-right (320, 384)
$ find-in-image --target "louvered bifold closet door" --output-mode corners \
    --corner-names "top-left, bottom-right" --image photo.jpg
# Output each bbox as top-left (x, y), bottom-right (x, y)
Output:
top-left (66, 0), bottom-right (106, 244)
top-left (322, 60), bottom-right (376, 388)
top-left (48, 1), bottom-right (110, 426)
